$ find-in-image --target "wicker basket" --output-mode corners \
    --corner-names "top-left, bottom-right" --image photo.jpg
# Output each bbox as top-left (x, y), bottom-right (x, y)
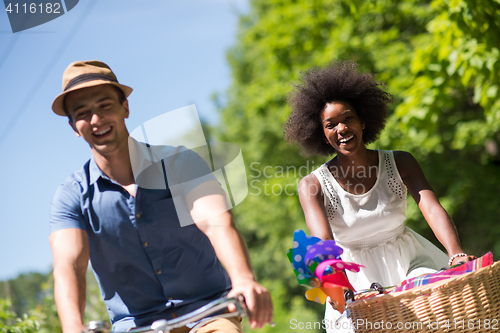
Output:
top-left (347, 261), bottom-right (500, 332)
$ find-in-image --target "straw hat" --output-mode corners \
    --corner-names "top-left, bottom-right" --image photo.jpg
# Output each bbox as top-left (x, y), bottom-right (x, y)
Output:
top-left (52, 60), bottom-right (132, 116)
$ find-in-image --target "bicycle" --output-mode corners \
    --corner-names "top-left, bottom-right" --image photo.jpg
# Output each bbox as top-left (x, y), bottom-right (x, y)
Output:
top-left (86, 296), bottom-right (249, 333)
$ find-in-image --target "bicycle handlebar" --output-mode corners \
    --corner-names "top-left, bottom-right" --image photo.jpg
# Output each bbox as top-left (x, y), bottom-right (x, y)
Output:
top-left (87, 296), bottom-right (247, 333)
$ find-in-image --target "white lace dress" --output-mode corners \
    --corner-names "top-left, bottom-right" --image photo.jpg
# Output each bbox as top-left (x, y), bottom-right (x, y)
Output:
top-left (311, 150), bottom-right (448, 332)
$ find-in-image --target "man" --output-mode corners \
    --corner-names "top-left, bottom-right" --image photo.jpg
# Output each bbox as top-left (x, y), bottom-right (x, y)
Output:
top-left (49, 60), bottom-right (273, 333)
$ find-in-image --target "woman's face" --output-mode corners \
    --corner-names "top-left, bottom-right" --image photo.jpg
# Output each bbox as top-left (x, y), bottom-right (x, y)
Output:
top-left (320, 101), bottom-right (365, 156)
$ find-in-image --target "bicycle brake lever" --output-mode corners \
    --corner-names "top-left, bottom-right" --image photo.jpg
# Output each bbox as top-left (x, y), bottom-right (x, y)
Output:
top-left (150, 319), bottom-right (169, 333)
top-left (86, 320), bottom-right (110, 333)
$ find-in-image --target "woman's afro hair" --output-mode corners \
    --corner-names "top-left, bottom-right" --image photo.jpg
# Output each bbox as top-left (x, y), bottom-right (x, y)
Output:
top-left (284, 60), bottom-right (393, 156)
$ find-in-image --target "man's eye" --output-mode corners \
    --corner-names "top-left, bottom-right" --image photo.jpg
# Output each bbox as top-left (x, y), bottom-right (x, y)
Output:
top-left (101, 103), bottom-right (112, 109)
top-left (74, 110), bottom-right (89, 119)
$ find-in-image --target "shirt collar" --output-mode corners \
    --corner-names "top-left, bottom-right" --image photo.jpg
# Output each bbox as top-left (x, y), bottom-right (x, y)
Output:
top-left (89, 156), bottom-right (109, 185)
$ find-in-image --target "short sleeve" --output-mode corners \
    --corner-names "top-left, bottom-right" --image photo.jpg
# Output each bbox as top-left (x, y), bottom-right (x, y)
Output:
top-left (143, 145), bottom-right (218, 195)
top-left (50, 180), bottom-right (86, 233)
top-left (173, 148), bottom-right (218, 196)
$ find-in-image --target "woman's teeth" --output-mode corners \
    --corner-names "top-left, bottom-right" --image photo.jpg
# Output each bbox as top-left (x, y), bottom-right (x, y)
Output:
top-left (339, 135), bottom-right (354, 143)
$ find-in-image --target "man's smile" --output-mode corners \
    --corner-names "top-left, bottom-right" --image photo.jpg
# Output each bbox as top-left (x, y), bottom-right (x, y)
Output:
top-left (93, 126), bottom-right (112, 137)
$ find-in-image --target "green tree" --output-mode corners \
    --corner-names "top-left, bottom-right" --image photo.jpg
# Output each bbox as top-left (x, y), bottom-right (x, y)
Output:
top-left (218, 0), bottom-right (500, 331)
top-left (0, 269), bottom-right (108, 333)
top-left (0, 273), bottom-right (46, 318)
top-left (0, 298), bottom-right (41, 333)
top-left (379, 0), bottom-right (500, 252)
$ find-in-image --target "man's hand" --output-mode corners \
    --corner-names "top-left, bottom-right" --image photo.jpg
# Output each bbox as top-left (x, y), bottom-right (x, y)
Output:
top-left (227, 279), bottom-right (274, 329)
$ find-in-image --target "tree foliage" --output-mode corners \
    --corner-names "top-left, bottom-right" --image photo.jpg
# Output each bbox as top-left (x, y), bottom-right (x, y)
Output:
top-left (219, 0), bottom-right (500, 331)
top-left (379, 0), bottom-right (500, 249)
top-left (0, 270), bottom-right (107, 333)
top-left (0, 273), bottom-right (45, 318)
top-left (0, 299), bottom-right (40, 333)
top-left (3, 1), bottom-right (500, 331)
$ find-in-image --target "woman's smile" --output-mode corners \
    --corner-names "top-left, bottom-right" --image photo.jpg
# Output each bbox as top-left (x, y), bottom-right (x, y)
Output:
top-left (321, 101), bottom-right (365, 155)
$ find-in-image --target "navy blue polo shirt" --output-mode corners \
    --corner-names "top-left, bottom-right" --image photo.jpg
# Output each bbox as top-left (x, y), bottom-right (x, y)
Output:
top-left (50, 147), bottom-right (231, 331)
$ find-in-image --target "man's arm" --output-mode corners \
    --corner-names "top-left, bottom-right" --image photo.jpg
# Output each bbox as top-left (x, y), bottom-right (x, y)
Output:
top-left (50, 228), bottom-right (90, 333)
top-left (187, 181), bottom-right (273, 329)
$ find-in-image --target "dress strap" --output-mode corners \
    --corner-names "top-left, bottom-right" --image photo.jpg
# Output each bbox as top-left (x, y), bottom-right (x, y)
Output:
top-left (312, 165), bottom-right (340, 221)
top-left (381, 150), bottom-right (407, 200)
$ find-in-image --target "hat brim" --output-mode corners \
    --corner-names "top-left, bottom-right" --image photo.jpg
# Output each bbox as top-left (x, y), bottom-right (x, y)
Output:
top-left (52, 80), bottom-right (133, 116)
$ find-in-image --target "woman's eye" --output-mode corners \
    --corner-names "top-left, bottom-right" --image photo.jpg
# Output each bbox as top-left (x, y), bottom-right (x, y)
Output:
top-left (345, 116), bottom-right (353, 121)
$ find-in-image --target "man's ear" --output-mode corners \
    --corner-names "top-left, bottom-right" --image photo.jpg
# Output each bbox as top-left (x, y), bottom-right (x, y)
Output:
top-left (68, 119), bottom-right (81, 137)
top-left (122, 99), bottom-right (130, 118)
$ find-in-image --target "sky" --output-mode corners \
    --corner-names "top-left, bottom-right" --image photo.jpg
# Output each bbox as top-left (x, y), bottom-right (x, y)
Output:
top-left (0, 0), bottom-right (249, 281)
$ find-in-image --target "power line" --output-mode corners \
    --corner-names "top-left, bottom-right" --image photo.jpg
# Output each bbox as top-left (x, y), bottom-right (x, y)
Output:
top-left (0, 0), bottom-right (98, 147)
top-left (0, 34), bottom-right (20, 73)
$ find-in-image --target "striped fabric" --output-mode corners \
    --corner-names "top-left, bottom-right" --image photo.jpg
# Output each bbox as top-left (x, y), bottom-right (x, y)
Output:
top-left (393, 252), bottom-right (493, 293)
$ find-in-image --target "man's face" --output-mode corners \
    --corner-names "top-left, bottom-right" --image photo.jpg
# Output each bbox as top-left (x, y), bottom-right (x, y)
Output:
top-left (65, 84), bottom-right (129, 156)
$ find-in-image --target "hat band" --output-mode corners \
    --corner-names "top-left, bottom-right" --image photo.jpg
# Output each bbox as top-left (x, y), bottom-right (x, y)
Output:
top-left (64, 73), bottom-right (118, 91)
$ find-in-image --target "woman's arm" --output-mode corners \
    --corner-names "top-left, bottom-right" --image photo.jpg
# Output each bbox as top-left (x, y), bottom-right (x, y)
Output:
top-left (298, 174), bottom-right (334, 241)
top-left (394, 151), bottom-right (474, 265)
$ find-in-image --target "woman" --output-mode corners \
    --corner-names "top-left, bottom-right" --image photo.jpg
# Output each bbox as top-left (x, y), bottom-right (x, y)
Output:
top-left (284, 60), bottom-right (474, 331)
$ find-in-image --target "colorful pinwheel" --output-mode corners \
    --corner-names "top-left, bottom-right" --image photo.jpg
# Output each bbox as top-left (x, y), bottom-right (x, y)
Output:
top-left (287, 230), bottom-right (364, 313)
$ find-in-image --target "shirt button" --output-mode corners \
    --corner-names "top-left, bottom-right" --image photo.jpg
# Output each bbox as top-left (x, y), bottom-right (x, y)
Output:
top-left (144, 242), bottom-right (149, 247)
top-left (136, 213), bottom-right (141, 218)
top-left (157, 269), bottom-right (162, 275)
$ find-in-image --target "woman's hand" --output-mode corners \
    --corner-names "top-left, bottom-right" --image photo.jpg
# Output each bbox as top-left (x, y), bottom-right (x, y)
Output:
top-left (327, 296), bottom-right (341, 311)
top-left (449, 254), bottom-right (476, 266)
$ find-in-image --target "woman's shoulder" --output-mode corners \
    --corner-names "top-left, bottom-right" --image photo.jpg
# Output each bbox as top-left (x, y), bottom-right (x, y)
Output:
top-left (378, 149), bottom-right (412, 159)
top-left (299, 170), bottom-right (325, 195)
top-left (299, 172), bottom-right (321, 188)
top-left (391, 150), bottom-right (420, 180)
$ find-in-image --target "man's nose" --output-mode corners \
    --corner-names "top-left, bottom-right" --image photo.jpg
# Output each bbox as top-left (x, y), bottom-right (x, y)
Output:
top-left (89, 109), bottom-right (103, 125)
